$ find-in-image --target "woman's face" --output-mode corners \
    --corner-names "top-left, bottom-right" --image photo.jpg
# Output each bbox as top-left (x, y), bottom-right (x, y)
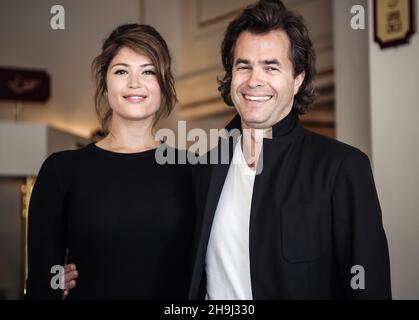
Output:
top-left (106, 46), bottom-right (161, 125)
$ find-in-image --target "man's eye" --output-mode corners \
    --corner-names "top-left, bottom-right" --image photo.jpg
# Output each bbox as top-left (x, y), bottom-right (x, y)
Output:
top-left (266, 67), bottom-right (279, 72)
top-left (114, 70), bottom-right (127, 75)
top-left (237, 66), bottom-right (250, 70)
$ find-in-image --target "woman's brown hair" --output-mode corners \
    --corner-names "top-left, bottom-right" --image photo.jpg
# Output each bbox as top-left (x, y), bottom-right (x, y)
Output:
top-left (92, 24), bottom-right (177, 133)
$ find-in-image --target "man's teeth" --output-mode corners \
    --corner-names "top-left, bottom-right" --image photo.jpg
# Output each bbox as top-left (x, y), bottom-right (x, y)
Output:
top-left (244, 95), bottom-right (272, 102)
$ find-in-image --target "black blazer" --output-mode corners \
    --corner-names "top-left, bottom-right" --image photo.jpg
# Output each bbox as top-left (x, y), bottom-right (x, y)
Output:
top-left (189, 110), bottom-right (391, 300)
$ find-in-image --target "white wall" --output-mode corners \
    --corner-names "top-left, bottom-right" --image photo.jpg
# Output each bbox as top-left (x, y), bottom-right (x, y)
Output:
top-left (0, 122), bottom-right (47, 176)
top-left (0, 178), bottom-right (23, 299)
top-left (334, 0), bottom-right (371, 158)
top-left (368, 0), bottom-right (419, 300)
top-left (0, 122), bottom-right (88, 176)
top-left (0, 0), bottom-right (141, 138)
top-left (335, 0), bottom-right (419, 299)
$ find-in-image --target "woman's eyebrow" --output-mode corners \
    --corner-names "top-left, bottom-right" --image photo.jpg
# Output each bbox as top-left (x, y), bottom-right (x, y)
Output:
top-left (110, 63), bottom-right (155, 68)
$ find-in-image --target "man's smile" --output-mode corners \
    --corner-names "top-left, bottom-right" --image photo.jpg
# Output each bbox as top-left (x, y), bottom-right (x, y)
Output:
top-left (242, 94), bottom-right (273, 102)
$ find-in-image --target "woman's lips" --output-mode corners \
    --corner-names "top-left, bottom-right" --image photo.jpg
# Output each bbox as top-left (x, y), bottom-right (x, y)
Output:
top-left (123, 95), bottom-right (147, 103)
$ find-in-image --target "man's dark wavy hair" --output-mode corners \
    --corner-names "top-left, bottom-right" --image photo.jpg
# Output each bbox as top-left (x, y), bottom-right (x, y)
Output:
top-left (218, 0), bottom-right (317, 114)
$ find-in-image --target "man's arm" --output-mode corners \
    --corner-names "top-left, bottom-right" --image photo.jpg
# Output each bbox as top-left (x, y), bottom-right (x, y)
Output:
top-left (332, 150), bottom-right (392, 299)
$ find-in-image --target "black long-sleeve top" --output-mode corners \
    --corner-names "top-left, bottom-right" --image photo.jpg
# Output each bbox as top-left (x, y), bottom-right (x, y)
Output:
top-left (25, 143), bottom-right (196, 299)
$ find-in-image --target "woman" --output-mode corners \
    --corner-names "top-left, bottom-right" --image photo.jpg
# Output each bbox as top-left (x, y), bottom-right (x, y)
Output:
top-left (25, 24), bottom-right (196, 299)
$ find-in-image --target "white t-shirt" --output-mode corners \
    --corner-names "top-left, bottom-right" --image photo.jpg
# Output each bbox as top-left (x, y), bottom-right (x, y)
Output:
top-left (205, 137), bottom-right (256, 300)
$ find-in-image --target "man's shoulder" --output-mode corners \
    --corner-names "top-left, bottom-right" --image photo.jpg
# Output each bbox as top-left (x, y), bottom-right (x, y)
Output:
top-left (302, 129), bottom-right (370, 165)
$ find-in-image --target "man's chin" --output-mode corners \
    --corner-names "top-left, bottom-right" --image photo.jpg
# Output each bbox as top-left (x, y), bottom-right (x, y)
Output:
top-left (241, 116), bottom-right (270, 130)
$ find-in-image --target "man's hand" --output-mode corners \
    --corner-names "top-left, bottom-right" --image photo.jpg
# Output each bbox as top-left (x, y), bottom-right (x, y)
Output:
top-left (62, 263), bottom-right (78, 299)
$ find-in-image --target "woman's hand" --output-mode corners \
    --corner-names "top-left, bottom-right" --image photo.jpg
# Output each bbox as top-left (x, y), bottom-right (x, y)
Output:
top-left (62, 263), bottom-right (78, 299)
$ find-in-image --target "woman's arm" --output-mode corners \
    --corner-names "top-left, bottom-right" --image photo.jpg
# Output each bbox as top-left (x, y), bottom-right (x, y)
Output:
top-left (25, 154), bottom-right (68, 300)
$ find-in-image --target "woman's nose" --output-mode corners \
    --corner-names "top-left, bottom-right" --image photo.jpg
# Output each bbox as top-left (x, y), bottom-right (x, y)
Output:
top-left (128, 74), bottom-right (142, 89)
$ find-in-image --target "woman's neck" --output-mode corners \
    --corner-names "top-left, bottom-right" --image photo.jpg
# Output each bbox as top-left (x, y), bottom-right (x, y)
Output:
top-left (97, 117), bottom-right (160, 153)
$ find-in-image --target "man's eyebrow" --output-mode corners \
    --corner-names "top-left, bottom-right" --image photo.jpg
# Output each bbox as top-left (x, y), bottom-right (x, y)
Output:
top-left (110, 63), bottom-right (155, 68)
top-left (234, 59), bottom-right (282, 67)
top-left (261, 59), bottom-right (281, 66)
top-left (235, 58), bottom-right (250, 66)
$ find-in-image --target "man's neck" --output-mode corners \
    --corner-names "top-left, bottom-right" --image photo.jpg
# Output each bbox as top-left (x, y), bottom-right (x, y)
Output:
top-left (240, 124), bottom-right (273, 171)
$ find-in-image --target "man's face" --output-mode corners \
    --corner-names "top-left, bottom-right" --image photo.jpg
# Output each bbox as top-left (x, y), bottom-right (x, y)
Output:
top-left (231, 30), bottom-right (305, 130)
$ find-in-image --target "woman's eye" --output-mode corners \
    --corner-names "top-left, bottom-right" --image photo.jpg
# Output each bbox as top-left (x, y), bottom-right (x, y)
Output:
top-left (143, 70), bottom-right (156, 76)
top-left (114, 69), bottom-right (127, 75)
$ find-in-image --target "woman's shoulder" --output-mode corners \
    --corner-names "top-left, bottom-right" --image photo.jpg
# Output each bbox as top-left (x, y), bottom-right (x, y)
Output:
top-left (33, 145), bottom-right (93, 190)
top-left (41, 143), bottom-right (95, 171)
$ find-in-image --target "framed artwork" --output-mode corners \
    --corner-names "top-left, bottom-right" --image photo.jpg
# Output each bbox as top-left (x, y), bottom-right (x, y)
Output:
top-left (374, 0), bottom-right (416, 49)
top-left (0, 67), bottom-right (50, 102)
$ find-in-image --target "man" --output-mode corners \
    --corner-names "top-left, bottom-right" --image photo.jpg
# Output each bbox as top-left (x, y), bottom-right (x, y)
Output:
top-left (64, 0), bottom-right (391, 300)
top-left (188, 0), bottom-right (391, 299)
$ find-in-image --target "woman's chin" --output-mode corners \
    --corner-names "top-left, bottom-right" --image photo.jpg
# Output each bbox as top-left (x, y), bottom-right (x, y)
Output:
top-left (113, 112), bottom-right (157, 123)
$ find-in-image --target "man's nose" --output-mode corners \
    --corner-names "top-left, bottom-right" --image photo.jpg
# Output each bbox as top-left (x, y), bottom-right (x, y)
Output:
top-left (247, 69), bottom-right (264, 88)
